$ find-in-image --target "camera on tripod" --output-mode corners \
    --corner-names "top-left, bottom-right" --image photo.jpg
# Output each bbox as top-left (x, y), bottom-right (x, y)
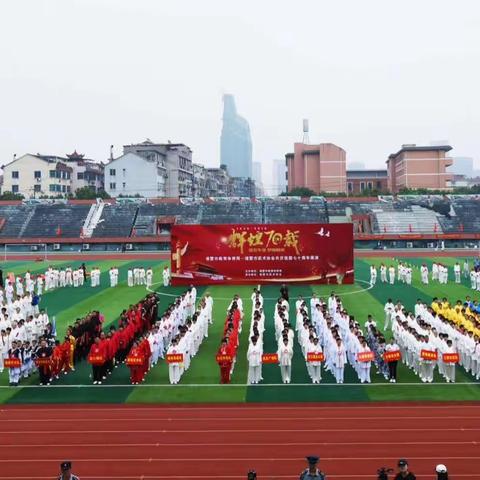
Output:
top-left (377, 466), bottom-right (394, 480)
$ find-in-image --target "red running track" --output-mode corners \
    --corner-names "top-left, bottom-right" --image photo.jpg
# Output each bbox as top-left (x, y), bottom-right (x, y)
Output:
top-left (0, 403), bottom-right (479, 480)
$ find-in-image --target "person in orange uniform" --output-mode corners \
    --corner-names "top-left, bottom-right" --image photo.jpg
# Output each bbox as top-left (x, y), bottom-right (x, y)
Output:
top-left (218, 338), bottom-right (233, 384)
top-left (127, 340), bottom-right (144, 385)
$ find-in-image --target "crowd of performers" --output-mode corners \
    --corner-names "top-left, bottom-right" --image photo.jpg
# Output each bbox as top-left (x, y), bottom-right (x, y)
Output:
top-left (369, 258), bottom-right (480, 289)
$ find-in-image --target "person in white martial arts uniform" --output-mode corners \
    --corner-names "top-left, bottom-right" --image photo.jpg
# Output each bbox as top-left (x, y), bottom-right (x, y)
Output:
top-left (454, 262), bottom-right (461, 284)
top-left (357, 337), bottom-right (372, 383)
top-left (307, 337), bottom-right (323, 384)
top-left (384, 299), bottom-right (395, 331)
top-left (277, 337), bottom-right (293, 384)
top-left (127, 268), bottom-right (134, 287)
top-left (162, 266), bottom-right (170, 287)
top-left (166, 338), bottom-right (182, 384)
top-left (420, 264), bottom-right (429, 284)
top-left (432, 262), bottom-right (439, 282)
top-left (332, 337), bottom-right (347, 384)
top-left (139, 267), bottom-right (146, 286)
top-left (146, 268), bottom-right (153, 288)
top-left (443, 339), bottom-right (457, 383)
top-left (370, 265), bottom-right (377, 285)
top-left (388, 265), bottom-right (395, 285)
top-left (380, 263), bottom-right (387, 283)
top-left (419, 335), bottom-right (436, 383)
top-left (247, 335), bottom-right (263, 384)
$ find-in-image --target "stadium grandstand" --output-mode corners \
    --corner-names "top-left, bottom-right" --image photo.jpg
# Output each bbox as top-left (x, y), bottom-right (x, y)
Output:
top-left (0, 195), bottom-right (479, 253)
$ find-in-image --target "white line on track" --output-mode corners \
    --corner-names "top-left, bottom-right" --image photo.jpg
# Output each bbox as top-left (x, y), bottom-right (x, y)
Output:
top-left (0, 456), bottom-right (478, 463)
top-left (1, 428), bottom-right (479, 434)
top-left (0, 477), bottom-right (479, 480)
top-left (0, 441), bottom-right (477, 448)
top-left (1, 416), bottom-right (480, 422)
top-left (1, 405), bottom-right (479, 412)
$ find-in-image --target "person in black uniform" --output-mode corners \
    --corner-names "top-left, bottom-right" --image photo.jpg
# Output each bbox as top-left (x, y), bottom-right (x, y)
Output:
top-left (394, 459), bottom-right (416, 480)
top-left (36, 339), bottom-right (53, 385)
top-left (58, 461), bottom-right (80, 480)
top-left (0, 268), bottom-right (3, 288)
top-left (280, 283), bottom-right (289, 302)
top-left (299, 456), bottom-right (326, 480)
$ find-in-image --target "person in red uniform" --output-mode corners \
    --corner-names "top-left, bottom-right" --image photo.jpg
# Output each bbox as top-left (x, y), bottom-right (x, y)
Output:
top-left (139, 334), bottom-right (151, 380)
top-left (218, 338), bottom-right (233, 384)
top-left (89, 337), bottom-right (105, 385)
top-left (50, 340), bottom-right (64, 380)
top-left (127, 340), bottom-right (144, 385)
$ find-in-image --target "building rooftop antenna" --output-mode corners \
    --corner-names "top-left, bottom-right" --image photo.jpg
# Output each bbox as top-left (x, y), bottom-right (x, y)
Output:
top-left (302, 119), bottom-right (310, 144)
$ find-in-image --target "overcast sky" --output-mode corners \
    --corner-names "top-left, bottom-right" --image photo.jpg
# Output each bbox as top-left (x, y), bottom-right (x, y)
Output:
top-left (1, 0), bottom-right (479, 193)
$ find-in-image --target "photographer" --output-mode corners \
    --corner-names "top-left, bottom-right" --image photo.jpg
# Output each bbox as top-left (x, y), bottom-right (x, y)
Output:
top-left (394, 459), bottom-right (416, 480)
top-left (299, 456), bottom-right (326, 480)
top-left (436, 464), bottom-right (448, 480)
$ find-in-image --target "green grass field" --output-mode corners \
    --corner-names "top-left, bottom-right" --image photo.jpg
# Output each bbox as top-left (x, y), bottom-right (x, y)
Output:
top-left (1, 255), bottom-right (479, 404)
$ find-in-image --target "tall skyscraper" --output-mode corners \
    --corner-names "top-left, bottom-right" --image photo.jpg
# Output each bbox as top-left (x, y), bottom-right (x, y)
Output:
top-left (272, 159), bottom-right (287, 195)
top-left (220, 94), bottom-right (252, 178)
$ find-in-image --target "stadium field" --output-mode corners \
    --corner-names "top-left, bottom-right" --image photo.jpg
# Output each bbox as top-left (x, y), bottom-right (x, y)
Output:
top-left (1, 255), bottom-right (479, 404)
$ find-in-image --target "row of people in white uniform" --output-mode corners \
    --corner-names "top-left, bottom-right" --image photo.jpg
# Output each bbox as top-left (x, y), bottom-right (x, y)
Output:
top-left (0, 311), bottom-right (50, 373)
top-left (370, 261), bottom-right (475, 287)
top-left (163, 290), bottom-right (213, 384)
top-left (246, 289), bottom-right (265, 384)
top-left (303, 296), bottom-right (374, 384)
top-left (126, 267), bottom-right (154, 288)
top-left (393, 316), bottom-right (458, 383)
top-left (386, 298), bottom-right (480, 381)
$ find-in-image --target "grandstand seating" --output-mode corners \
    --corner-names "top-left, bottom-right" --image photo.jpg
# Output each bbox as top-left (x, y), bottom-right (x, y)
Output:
top-left (264, 198), bottom-right (328, 224)
top-left (438, 197), bottom-right (480, 233)
top-left (21, 204), bottom-right (91, 238)
top-left (0, 205), bottom-right (35, 238)
top-left (1, 195), bottom-right (480, 240)
top-left (91, 203), bottom-right (138, 237)
top-left (201, 200), bottom-right (263, 224)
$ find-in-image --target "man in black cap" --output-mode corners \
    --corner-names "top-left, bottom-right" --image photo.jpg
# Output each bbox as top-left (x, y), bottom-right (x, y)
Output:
top-left (299, 455), bottom-right (325, 480)
top-left (57, 461), bottom-right (80, 480)
top-left (394, 459), bottom-right (416, 480)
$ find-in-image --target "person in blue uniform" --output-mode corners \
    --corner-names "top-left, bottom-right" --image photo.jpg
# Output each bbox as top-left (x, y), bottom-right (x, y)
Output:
top-left (299, 456), bottom-right (326, 480)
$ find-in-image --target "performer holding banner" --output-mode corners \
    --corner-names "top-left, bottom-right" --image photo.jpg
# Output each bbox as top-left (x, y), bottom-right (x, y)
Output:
top-left (166, 339), bottom-right (183, 385)
top-left (306, 337), bottom-right (323, 384)
top-left (126, 340), bottom-right (145, 385)
top-left (217, 338), bottom-right (233, 384)
top-left (357, 338), bottom-right (373, 383)
top-left (88, 337), bottom-right (106, 385)
top-left (385, 338), bottom-right (401, 383)
top-left (35, 339), bottom-right (52, 386)
top-left (443, 340), bottom-right (458, 383)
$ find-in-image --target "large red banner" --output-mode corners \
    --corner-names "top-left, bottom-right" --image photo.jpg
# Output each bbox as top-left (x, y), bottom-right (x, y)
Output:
top-left (171, 223), bottom-right (353, 285)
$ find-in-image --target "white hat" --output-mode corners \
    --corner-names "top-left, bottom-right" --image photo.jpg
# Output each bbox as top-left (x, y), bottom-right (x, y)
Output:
top-left (436, 464), bottom-right (447, 473)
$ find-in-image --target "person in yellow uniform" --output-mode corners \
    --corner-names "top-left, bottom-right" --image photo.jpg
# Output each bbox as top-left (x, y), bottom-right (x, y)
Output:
top-left (66, 326), bottom-right (76, 371)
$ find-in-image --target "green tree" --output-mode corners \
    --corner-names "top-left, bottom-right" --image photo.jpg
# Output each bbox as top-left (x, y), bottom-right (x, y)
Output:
top-left (74, 186), bottom-right (111, 200)
top-left (0, 191), bottom-right (24, 200)
top-left (283, 187), bottom-right (316, 197)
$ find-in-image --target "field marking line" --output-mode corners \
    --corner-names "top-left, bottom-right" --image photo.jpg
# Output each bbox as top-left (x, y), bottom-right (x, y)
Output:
top-left (0, 381), bottom-right (477, 388)
top-left (146, 279), bottom-right (374, 300)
